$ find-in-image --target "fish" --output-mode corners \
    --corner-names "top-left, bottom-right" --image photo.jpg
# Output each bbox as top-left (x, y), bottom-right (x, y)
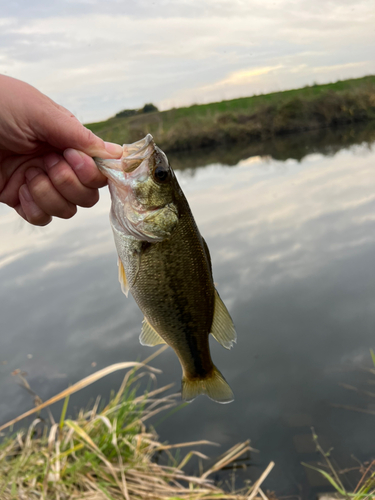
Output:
top-left (94, 134), bottom-right (236, 403)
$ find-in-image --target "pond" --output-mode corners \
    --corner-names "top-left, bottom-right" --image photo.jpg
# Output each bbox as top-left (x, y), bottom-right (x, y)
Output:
top-left (1, 123), bottom-right (375, 498)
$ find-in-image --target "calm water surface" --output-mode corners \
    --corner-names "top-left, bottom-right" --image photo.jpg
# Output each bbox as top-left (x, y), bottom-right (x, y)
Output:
top-left (1, 125), bottom-right (375, 498)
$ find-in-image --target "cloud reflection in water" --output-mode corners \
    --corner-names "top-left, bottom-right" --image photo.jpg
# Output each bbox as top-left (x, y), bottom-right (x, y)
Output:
top-left (0, 131), bottom-right (375, 497)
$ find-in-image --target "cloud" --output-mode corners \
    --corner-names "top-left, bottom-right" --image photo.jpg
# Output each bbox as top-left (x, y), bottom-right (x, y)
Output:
top-left (0, 0), bottom-right (373, 121)
top-left (204, 65), bottom-right (285, 88)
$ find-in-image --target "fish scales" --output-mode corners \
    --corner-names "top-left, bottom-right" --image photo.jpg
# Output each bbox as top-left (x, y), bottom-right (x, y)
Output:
top-left (95, 134), bottom-right (236, 403)
top-left (130, 208), bottom-right (215, 379)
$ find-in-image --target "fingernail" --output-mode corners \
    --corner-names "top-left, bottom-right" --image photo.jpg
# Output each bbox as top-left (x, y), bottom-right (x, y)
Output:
top-left (105, 142), bottom-right (123, 157)
top-left (25, 168), bottom-right (40, 182)
top-left (44, 153), bottom-right (61, 169)
top-left (64, 148), bottom-right (85, 170)
top-left (19, 184), bottom-right (33, 202)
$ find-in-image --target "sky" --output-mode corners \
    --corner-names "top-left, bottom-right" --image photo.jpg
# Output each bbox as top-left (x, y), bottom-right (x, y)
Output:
top-left (0, 0), bottom-right (374, 123)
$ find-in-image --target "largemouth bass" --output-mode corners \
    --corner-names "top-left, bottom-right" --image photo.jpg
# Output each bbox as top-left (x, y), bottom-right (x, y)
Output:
top-left (95, 134), bottom-right (236, 403)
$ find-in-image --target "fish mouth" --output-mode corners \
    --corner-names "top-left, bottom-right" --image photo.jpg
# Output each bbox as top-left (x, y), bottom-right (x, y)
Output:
top-left (94, 134), bottom-right (155, 181)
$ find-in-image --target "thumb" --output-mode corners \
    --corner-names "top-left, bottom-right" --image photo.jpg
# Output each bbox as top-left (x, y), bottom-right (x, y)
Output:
top-left (36, 105), bottom-right (123, 158)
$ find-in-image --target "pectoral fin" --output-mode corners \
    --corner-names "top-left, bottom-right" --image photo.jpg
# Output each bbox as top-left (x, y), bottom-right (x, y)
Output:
top-left (118, 258), bottom-right (129, 297)
top-left (139, 318), bottom-right (166, 346)
top-left (210, 290), bottom-right (237, 350)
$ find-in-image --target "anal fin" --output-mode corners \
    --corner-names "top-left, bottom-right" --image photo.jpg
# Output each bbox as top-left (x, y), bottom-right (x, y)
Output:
top-left (140, 318), bottom-right (166, 346)
top-left (210, 290), bottom-right (237, 350)
top-left (118, 258), bottom-right (129, 297)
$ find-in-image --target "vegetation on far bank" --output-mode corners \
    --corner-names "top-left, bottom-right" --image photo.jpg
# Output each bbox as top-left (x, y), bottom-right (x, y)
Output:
top-left (167, 120), bottom-right (375, 171)
top-left (86, 76), bottom-right (375, 152)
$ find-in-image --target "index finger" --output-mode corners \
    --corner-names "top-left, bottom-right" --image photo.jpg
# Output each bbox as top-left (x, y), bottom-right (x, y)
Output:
top-left (35, 105), bottom-right (123, 159)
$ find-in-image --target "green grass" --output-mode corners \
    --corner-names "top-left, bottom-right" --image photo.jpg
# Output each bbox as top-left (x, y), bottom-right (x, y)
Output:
top-left (86, 76), bottom-right (375, 152)
top-left (303, 430), bottom-right (375, 499)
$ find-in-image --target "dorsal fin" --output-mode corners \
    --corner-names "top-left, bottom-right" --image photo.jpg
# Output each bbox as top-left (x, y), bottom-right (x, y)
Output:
top-left (210, 290), bottom-right (237, 350)
top-left (118, 258), bottom-right (129, 297)
top-left (139, 318), bottom-right (166, 346)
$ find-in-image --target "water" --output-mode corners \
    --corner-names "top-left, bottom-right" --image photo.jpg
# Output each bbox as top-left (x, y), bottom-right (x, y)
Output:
top-left (1, 124), bottom-right (375, 498)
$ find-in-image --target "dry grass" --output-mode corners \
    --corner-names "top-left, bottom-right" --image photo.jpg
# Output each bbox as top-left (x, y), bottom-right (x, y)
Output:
top-left (0, 349), bottom-right (274, 500)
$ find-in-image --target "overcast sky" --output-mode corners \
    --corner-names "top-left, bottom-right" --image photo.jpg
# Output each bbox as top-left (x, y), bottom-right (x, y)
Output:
top-left (1, 0), bottom-right (374, 123)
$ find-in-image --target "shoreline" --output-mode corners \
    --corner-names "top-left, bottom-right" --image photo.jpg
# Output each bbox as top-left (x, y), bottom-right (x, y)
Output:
top-left (0, 361), bottom-right (265, 500)
top-left (86, 76), bottom-right (375, 154)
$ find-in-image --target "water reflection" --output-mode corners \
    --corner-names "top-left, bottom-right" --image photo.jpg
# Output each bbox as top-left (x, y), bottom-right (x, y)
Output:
top-left (1, 124), bottom-right (375, 498)
top-left (169, 121), bottom-right (375, 170)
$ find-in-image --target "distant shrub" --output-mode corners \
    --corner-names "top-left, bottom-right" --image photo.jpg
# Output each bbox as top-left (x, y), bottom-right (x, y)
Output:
top-left (115, 109), bottom-right (137, 118)
top-left (115, 103), bottom-right (158, 118)
top-left (141, 103), bottom-right (158, 113)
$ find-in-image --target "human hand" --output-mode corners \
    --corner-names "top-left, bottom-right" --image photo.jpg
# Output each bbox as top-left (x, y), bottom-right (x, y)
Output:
top-left (0, 75), bottom-right (123, 226)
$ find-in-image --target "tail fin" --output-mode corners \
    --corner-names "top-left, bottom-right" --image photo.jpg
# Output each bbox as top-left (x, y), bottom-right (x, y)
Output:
top-left (181, 366), bottom-right (234, 404)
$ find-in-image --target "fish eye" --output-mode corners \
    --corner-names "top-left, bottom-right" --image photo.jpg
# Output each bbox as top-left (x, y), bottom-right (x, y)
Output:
top-left (154, 166), bottom-right (169, 183)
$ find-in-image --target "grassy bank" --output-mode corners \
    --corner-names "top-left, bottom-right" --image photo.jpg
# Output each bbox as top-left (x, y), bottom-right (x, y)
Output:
top-left (0, 354), bottom-right (272, 500)
top-left (86, 76), bottom-right (375, 152)
top-left (1, 355), bottom-right (374, 498)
